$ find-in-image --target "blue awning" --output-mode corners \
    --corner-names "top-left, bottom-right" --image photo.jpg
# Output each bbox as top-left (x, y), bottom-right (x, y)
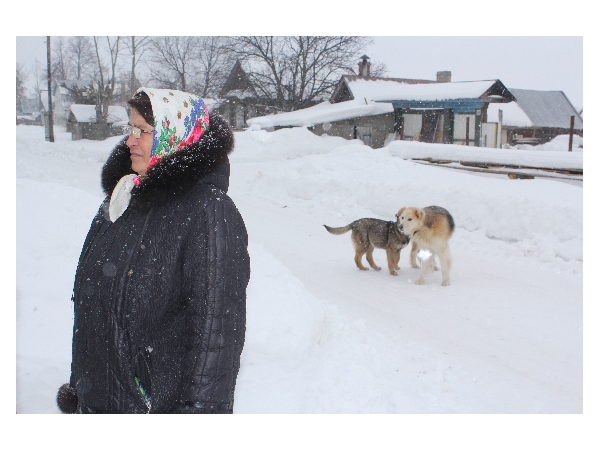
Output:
top-left (380, 99), bottom-right (485, 113)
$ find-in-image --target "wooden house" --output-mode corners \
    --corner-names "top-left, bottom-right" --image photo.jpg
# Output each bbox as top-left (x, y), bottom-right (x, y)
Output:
top-left (248, 74), bottom-right (516, 148)
top-left (215, 61), bottom-right (274, 130)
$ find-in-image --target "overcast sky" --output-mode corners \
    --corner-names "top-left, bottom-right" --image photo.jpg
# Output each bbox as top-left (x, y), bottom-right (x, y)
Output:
top-left (16, 36), bottom-right (583, 111)
top-left (365, 36), bottom-right (583, 110)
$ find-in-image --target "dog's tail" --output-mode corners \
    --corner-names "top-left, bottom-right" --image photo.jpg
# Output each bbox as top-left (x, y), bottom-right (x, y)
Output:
top-left (323, 224), bottom-right (352, 235)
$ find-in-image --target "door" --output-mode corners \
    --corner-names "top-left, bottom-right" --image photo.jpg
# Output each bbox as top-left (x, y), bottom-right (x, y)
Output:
top-left (453, 114), bottom-right (476, 145)
top-left (481, 122), bottom-right (498, 148)
top-left (420, 110), bottom-right (443, 143)
top-left (235, 105), bottom-right (245, 130)
top-left (355, 126), bottom-right (373, 147)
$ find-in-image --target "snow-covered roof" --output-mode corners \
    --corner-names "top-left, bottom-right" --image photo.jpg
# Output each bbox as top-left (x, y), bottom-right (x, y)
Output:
top-left (346, 79), bottom-right (504, 102)
top-left (69, 104), bottom-right (129, 124)
top-left (222, 88), bottom-right (256, 100)
top-left (246, 99), bottom-right (393, 129)
top-left (487, 102), bottom-right (533, 127)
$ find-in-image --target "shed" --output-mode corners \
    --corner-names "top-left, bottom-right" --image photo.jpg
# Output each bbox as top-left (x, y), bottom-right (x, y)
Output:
top-left (67, 104), bottom-right (128, 141)
top-left (246, 99), bottom-right (394, 148)
top-left (487, 89), bottom-right (582, 145)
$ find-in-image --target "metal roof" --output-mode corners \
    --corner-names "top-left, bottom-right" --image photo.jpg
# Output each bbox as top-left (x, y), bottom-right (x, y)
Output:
top-left (509, 88), bottom-right (582, 130)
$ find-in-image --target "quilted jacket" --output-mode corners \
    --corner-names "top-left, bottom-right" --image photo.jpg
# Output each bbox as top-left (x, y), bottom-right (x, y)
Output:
top-left (61, 113), bottom-right (250, 413)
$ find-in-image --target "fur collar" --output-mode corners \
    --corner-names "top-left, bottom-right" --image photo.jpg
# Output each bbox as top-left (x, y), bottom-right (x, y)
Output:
top-left (101, 113), bottom-right (234, 211)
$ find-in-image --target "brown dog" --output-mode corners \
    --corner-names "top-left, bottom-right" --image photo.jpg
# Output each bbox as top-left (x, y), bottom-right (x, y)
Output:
top-left (396, 206), bottom-right (454, 286)
top-left (324, 218), bottom-right (410, 275)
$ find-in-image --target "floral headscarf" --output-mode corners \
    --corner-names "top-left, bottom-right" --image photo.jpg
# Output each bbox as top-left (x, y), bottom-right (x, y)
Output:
top-left (109, 88), bottom-right (209, 222)
top-left (134, 87), bottom-right (210, 185)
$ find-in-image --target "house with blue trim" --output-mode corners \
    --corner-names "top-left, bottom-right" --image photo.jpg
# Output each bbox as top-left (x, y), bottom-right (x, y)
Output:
top-left (247, 60), bottom-right (581, 149)
top-left (248, 71), bottom-right (516, 148)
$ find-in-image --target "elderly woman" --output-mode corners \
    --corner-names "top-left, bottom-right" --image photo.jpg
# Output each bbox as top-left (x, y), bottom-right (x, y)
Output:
top-left (57, 88), bottom-right (250, 414)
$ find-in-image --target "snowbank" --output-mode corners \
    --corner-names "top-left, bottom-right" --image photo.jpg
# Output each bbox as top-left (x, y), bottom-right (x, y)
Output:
top-left (387, 139), bottom-right (583, 170)
top-left (16, 124), bottom-right (583, 418)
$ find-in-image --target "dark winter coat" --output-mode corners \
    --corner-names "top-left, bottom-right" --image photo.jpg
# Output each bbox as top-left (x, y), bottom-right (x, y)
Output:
top-left (58, 114), bottom-right (250, 414)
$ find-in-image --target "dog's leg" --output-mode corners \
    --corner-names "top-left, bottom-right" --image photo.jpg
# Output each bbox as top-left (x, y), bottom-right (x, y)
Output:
top-left (409, 241), bottom-right (419, 268)
top-left (385, 247), bottom-right (397, 276)
top-left (415, 253), bottom-right (434, 285)
top-left (438, 247), bottom-right (452, 286)
top-left (354, 247), bottom-right (369, 271)
top-left (394, 249), bottom-right (401, 270)
top-left (366, 246), bottom-right (381, 271)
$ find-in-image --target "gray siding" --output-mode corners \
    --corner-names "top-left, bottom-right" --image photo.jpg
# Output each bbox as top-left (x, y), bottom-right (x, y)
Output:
top-left (309, 113), bottom-right (395, 149)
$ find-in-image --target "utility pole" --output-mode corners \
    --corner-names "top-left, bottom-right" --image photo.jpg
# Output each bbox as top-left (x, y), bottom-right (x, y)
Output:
top-left (46, 36), bottom-right (55, 142)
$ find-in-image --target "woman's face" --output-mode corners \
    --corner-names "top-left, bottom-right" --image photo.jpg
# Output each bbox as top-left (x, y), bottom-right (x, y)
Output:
top-left (126, 109), bottom-right (154, 176)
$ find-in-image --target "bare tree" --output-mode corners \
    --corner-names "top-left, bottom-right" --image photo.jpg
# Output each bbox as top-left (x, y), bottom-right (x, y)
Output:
top-left (16, 63), bottom-right (27, 114)
top-left (232, 36), bottom-right (287, 106)
top-left (124, 36), bottom-right (151, 97)
top-left (92, 36), bottom-right (122, 125)
top-left (51, 37), bottom-right (71, 81)
top-left (193, 36), bottom-right (236, 98)
top-left (368, 61), bottom-right (388, 77)
top-left (232, 36), bottom-right (372, 111)
top-left (147, 36), bottom-right (200, 91)
top-left (29, 58), bottom-right (46, 104)
top-left (286, 36), bottom-right (372, 108)
top-left (67, 36), bottom-right (96, 80)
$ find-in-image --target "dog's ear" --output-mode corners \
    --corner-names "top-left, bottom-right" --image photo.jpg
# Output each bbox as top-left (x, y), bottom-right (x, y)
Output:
top-left (396, 207), bottom-right (405, 218)
top-left (416, 209), bottom-right (425, 220)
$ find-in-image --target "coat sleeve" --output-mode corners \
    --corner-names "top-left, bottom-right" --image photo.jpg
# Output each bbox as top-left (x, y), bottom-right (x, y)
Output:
top-left (170, 193), bottom-right (250, 414)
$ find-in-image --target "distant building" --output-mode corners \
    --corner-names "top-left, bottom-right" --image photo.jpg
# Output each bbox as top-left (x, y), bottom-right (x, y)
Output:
top-left (40, 79), bottom-right (94, 126)
top-left (67, 104), bottom-right (128, 141)
top-left (487, 89), bottom-right (583, 145)
top-left (17, 96), bottom-right (43, 125)
top-left (215, 61), bottom-right (274, 130)
top-left (248, 56), bottom-right (583, 149)
top-left (248, 62), bottom-right (516, 148)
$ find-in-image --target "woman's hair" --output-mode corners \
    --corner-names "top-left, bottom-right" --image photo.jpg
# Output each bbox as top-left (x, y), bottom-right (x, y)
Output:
top-left (127, 91), bottom-right (154, 126)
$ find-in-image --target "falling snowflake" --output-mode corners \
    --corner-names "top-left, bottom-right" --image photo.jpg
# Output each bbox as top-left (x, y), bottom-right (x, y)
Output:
top-left (417, 249), bottom-right (432, 260)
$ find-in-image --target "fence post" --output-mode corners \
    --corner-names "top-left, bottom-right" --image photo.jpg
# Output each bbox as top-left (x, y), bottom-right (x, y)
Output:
top-left (465, 117), bottom-right (470, 146)
top-left (497, 109), bottom-right (503, 148)
top-left (568, 115), bottom-right (574, 152)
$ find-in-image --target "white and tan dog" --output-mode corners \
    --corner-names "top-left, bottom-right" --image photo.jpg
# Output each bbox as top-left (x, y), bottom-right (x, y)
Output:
top-left (396, 206), bottom-right (455, 286)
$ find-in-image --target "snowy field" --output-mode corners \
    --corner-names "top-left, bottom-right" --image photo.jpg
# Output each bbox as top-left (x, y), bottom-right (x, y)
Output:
top-left (14, 124), bottom-right (591, 444)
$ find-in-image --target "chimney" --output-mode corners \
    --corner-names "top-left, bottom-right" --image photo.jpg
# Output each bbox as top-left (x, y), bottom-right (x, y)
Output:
top-left (358, 55), bottom-right (371, 77)
top-left (436, 71), bottom-right (451, 83)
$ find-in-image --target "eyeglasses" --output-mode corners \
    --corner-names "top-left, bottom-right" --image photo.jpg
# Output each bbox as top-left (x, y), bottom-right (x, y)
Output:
top-left (123, 124), bottom-right (154, 138)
